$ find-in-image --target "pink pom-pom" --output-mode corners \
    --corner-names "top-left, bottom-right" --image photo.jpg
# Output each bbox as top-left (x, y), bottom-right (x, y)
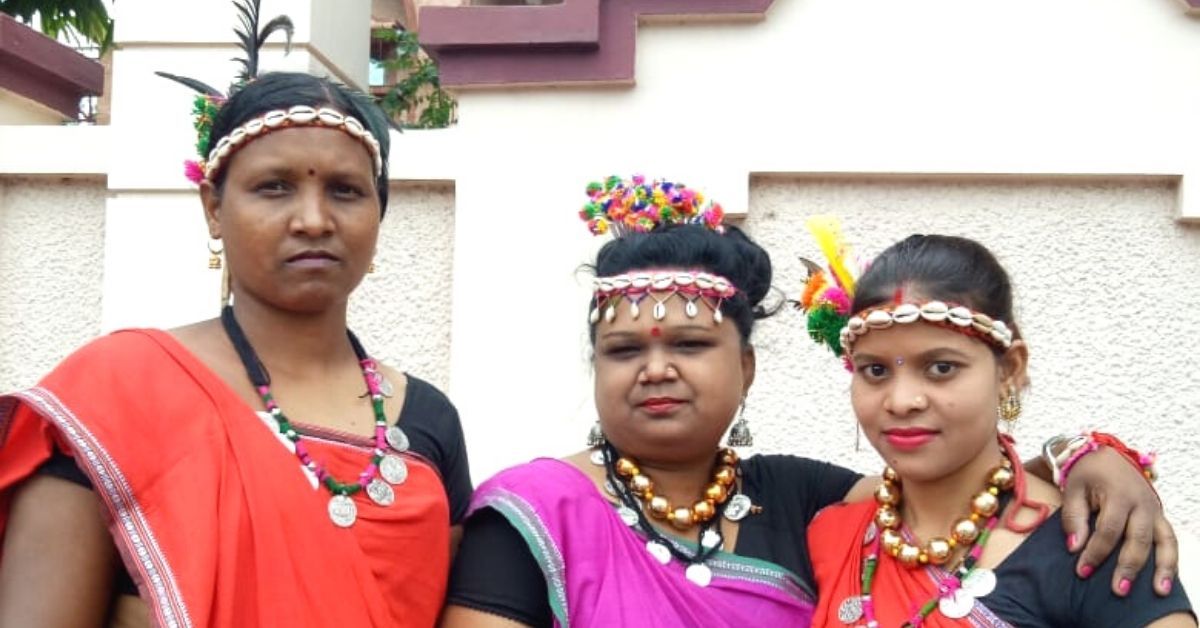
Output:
top-left (820, 285), bottom-right (852, 315)
top-left (183, 160), bottom-right (205, 184)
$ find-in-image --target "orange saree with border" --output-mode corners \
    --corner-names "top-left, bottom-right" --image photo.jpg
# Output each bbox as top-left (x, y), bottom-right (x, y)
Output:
top-left (0, 329), bottom-right (450, 627)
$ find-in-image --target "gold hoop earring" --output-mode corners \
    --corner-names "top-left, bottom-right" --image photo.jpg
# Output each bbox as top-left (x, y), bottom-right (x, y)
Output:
top-left (207, 239), bottom-right (223, 270)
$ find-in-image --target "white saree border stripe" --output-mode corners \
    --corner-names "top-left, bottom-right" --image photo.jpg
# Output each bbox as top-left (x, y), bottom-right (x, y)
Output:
top-left (3, 388), bottom-right (194, 628)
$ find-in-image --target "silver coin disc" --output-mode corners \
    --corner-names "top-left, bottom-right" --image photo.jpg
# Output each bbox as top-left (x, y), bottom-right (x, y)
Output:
top-left (617, 506), bottom-right (639, 527)
top-left (646, 541), bottom-right (672, 565)
top-left (724, 494), bottom-right (753, 521)
top-left (837, 595), bottom-right (864, 623)
top-left (366, 478), bottom-right (395, 506)
top-left (328, 494), bottom-right (357, 528)
top-left (961, 568), bottom-right (997, 598)
top-left (938, 589), bottom-right (976, 619)
top-left (385, 426), bottom-right (410, 452)
top-left (700, 529), bottom-right (722, 549)
top-left (379, 454), bottom-right (409, 485)
top-left (685, 563), bottom-right (713, 587)
top-left (590, 449), bottom-right (606, 466)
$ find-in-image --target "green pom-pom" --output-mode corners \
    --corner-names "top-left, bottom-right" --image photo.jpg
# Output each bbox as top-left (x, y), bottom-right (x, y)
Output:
top-left (605, 175), bottom-right (623, 191)
top-left (586, 181), bottom-right (603, 195)
top-left (806, 307), bottom-right (847, 356)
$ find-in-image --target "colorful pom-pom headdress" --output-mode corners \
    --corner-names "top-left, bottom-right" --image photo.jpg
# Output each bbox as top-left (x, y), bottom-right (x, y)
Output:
top-left (579, 175), bottom-right (726, 237)
top-left (580, 175), bottom-right (736, 326)
top-left (795, 217), bottom-right (1016, 368)
top-left (795, 216), bottom-right (861, 360)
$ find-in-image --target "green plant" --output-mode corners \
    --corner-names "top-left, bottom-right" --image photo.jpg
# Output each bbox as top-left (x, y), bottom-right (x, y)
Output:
top-left (1, 0), bottom-right (114, 51)
top-left (373, 28), bottom-right (456, 129)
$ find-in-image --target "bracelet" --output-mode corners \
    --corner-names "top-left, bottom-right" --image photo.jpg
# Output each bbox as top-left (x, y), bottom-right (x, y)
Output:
top-left (1042, 433), bottom-right (1091, 486)
top-left (1042, 432), bottom-right (1158, 488)
top-left (1058, 441), bottom-right (1101, 488)
top-left (1090, 431), bottom-right (1158, 482)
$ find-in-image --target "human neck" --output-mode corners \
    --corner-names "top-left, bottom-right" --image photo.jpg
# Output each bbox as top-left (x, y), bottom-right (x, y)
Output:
top-left (897, 442), bottom-right (1006, 540)
top-left (226, 297), bottom-right (357, 379)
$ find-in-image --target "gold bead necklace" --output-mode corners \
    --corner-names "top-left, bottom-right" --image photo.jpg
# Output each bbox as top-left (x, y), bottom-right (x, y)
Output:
top-left (874, 457), bottom-right (1015, 568)
top-left (614, 448), bottom-right (739, 530)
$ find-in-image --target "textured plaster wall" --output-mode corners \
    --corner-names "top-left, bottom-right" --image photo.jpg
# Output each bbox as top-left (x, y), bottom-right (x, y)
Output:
top-left (349, 182), bottom-right (456, 390)
top-left (743, 175), bottom-right (1200, 535)
top-left (0, 177), bottom-right (106, 391)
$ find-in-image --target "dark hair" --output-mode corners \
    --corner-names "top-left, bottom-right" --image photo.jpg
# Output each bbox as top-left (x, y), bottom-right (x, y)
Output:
top-left (589, 223), bottom-right (775, 345)
top-left (207, 72), bottom-right (392, 213)
top-left (853, 234), bottom-right (1022, 347)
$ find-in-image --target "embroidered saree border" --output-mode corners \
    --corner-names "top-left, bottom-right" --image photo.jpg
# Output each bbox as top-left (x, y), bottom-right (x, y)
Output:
top-left (1, 388), bottom-right (194, 628)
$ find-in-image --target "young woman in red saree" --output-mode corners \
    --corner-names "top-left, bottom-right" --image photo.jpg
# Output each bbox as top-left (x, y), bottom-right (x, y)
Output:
top-left (805, 233), bottom-right (1193, 627)
top-left (0, 72), bottom-right (471, 627)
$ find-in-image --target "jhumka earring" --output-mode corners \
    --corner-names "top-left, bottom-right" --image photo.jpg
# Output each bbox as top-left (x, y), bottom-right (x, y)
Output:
top-left (208, 239), bottom-right (224, 270)
top-left (726, 399), bottom-right (754, 447)
top-left (587, 421), bottom-right (605, 447)
top-left (998, 386), bottom-right (1022, 427)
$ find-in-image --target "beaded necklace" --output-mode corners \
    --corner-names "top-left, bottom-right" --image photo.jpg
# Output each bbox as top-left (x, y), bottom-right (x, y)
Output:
top-left (600, 443), bottom-right (742, 587)
top-left (221, 306), bottom-right (411, 528)
top-left (843, 454), bottom-right (1015, 627)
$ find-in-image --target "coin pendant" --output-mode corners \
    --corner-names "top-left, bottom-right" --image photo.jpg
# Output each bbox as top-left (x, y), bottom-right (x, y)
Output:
top-left (837, 595), bottom-right (864, 623)
top-left (938, 589), bottom-right (975, 619)
top-left (724, 494), bottom-right (753, 521)
top-left (328, 494), bottom-right (357, 527)
top-left (685, 563), bottom-right (713, 587)
top-left (380, 454), bottom-right (408, 485)
top-left (617, 506), bottom-right (640, 527)
top-left (590, 449), bottom-right (606, 466)
top-left (604, 480), bottom-right (618, 496)
top-left (962, 568), bottom-right (997, 598)
top-left (367, 478), bottom-right (395, 506)
top-left (646, 540), bottom-right (672, 565)
top-left (385, 426), bottom-right (409, 452)
top-left (701, 529), bottom-right (722, 549)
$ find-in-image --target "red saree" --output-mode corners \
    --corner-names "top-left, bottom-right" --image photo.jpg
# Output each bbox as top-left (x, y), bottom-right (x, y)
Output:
top-left (0, 329), bottom-right (450, 627)
top-left (809, 500), bottom-right (1012, 628)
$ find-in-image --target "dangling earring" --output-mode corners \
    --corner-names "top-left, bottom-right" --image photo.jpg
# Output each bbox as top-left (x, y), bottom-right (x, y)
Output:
top-left (587, 421), bottom-right (605, 448)
top-left (998, 386), bottom-right (1022, 428)
top-left (207, 239), bottom-right (223, 270)
top-left (726, 399), bottom-right (754, 447)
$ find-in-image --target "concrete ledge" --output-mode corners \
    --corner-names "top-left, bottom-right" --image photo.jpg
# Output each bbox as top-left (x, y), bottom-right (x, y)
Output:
top-left (0, 15), bottom-right (104, 119)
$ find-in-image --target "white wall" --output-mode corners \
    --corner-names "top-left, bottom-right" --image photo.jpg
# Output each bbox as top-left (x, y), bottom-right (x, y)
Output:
top-left (0, 177), bottom-right (106, 390)
top-left (2, 0), bottom-right (1198, 552)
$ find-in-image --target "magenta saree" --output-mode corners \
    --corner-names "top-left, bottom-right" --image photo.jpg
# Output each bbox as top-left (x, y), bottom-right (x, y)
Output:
top-left (470, 458), bottom-right (815, 627)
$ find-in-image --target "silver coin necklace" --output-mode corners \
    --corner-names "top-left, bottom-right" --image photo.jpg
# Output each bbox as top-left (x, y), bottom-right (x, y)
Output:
top-left (221, 306), bottom-right (410, 528)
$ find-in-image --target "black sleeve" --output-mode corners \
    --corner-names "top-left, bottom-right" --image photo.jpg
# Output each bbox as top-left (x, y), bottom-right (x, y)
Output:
top-left (1071, 535), bottom-right (1193, 627)
top-left (36, 446), bottom-right (93, 489)
top-left (750, 454), bottom-right (863, 523)
top-left (985, 511), bottom-right (1193, 627)
top-left (396, 374), bottom-right (473, 524)
top-left (445, 508), bottom-right (552, 627)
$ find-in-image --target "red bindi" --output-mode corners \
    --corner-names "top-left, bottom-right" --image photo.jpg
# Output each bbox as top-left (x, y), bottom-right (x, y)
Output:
top-left (650, 326), bottom-right (662, 337)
